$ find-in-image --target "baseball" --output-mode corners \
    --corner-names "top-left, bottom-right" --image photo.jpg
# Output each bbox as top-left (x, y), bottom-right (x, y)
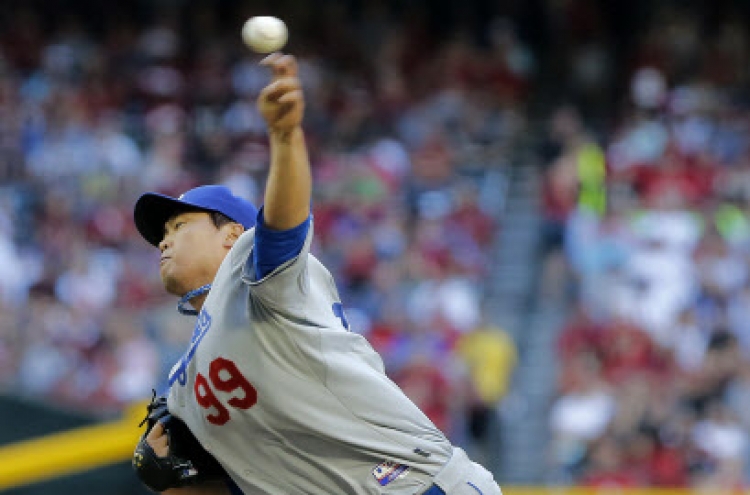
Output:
top-left (242, 16), bottom-right (288, 54)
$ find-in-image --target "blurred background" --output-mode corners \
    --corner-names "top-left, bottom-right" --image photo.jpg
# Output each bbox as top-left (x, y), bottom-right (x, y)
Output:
top-left (0, 0), bottom-right (748, 493)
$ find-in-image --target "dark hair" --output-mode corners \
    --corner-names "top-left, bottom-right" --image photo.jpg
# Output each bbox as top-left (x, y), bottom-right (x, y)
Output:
top-left (209, 210), bottom-right (240, 230)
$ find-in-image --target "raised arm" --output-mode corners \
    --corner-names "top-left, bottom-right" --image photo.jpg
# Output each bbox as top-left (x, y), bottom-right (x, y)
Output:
top-left (257, 53), bottom-right (311, 230)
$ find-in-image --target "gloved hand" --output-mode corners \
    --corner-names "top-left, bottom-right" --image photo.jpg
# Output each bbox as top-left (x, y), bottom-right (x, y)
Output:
top-left (133, 393), bottom-right (229, 492)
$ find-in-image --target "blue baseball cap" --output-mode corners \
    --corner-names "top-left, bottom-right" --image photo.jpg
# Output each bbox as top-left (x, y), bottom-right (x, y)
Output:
top-left (134, 185), bottom-right (258, 246)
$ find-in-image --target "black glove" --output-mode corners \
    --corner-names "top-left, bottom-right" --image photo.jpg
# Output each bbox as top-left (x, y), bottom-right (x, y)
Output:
top-left (133, 392), bottom-right (229, 492)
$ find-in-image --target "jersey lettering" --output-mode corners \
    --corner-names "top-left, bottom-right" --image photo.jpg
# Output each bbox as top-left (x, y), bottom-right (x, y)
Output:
top-left (209, 357), bottom-right (258, 409)
top-left (195, 357), bottom-right (258, 425)
top-left (194, 372), bottom-right (231, 425)
top-left (169, 309), bottom-right (212, 386)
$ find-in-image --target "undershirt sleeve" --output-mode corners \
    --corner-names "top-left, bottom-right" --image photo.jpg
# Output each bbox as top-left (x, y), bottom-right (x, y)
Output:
top-left (252, 208), bottom-right (311, 280)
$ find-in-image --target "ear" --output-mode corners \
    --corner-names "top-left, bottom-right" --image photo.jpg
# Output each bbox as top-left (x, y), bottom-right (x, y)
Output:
top-left (222, 223), bottom-right (245, 248)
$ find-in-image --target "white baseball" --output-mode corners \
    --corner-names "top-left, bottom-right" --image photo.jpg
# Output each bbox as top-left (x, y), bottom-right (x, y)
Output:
top-left (242, 16), bottom-right (288, 54)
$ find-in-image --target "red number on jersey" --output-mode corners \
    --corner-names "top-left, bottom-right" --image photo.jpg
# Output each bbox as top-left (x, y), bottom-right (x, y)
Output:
top-left (194, 372), bottom-right (231, 425)
top-left (194, 357), bottom-right (257, 425)
top-left (209, 357), bottom-right (258, 409)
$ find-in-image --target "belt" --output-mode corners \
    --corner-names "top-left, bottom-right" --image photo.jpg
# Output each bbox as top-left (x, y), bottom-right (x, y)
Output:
top-left (423, 484), bottom-right (446, 495)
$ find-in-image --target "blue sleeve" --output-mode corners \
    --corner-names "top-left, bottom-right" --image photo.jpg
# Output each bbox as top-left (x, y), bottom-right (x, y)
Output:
top-left (253, 208), bottom-right (311, 280)
top-left (226, 478), bottom-right (244, 495)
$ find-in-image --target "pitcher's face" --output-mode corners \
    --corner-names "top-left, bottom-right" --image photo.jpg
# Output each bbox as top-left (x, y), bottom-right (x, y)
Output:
top-left (158, 211), bottom-right (230, 297)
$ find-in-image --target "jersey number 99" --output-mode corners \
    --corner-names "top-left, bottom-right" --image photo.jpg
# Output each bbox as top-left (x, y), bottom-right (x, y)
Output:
top-left (194, 357), bottom-right (258, 425)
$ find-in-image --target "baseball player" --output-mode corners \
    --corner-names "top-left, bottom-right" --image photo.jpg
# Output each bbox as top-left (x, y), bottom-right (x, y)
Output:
top-left (132, 53), bottom-right (502, 495)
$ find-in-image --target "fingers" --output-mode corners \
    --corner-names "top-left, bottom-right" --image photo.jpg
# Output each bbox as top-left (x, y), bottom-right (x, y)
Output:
top-left (260, 77), bottom-right (302, 102)
top-left (145, 422), bottom-right (170, 457)
top-left (278, 89), bottom-right (303, 105)
top-left (258, 52), bottom-right (304, 131)
top-left (260, 53), bottom-right (297, 78)
top-left (146, 421), bottom-right (164, 440)
top-left (260, 52), bottom-right (283, 66)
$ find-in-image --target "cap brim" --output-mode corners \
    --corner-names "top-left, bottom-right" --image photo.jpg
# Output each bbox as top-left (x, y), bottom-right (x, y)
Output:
top-left (134, 193), bottom-right (209, 246)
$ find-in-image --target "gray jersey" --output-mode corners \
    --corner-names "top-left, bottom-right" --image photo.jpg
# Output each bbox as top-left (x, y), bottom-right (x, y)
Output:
top-left (167, 221), bottom-right (455, 494)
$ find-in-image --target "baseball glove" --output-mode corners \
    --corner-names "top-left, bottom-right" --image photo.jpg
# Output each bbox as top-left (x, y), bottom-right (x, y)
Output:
top-left (133, 392), bottom-right (229, 492)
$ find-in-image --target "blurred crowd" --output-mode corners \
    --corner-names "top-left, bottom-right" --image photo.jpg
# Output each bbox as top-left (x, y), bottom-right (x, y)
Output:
top-left (8, 0), bottom-right (750, 488)
top-left (0, 0), bottom-right (520, 462)
top-left (542, 2), bottom-right (750, 490)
